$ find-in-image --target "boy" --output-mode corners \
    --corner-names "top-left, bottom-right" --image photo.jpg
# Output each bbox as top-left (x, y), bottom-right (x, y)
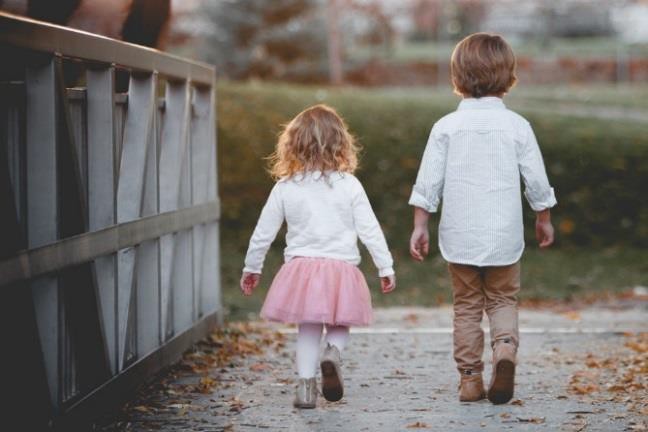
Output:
top-left (408, 33), bottom-right (556, 404)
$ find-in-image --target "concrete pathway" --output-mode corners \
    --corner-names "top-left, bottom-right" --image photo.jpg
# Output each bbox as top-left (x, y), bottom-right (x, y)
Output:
top-left (99, 304), bottom-right (647, 432)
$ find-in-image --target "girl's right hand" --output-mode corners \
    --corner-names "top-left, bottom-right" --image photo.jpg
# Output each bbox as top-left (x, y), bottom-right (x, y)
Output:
top-left (240, 272), bottom-right (260, 296)
top-left (381, 274), bottom-right (396, 294)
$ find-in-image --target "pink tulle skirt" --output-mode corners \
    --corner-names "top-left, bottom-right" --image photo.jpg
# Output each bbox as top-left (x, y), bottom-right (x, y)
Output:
top-left (260, 257), bottom-right (373, 326)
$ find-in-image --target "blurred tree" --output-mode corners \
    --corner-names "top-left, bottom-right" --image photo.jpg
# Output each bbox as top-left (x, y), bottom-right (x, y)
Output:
top-left (201, 0), bottom-right (328, 81)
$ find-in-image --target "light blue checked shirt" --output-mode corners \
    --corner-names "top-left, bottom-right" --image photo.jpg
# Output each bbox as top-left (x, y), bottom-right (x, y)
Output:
top-left (409, 97), bottom-right (557, 266)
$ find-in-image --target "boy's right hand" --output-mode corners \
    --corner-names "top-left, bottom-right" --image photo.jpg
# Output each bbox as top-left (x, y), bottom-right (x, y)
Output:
top-left (535, 209), bottom-right (555, 248)
top-left (409, 227), bottom-right (429, 261)
top-left (240, 272), bottom-right (260, 296)
top-left (381, 274), bottom-right (396, 293)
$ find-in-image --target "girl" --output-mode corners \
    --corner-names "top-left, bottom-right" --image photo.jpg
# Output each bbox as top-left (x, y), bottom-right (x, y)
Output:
top-left (240, 104), bottom-right (396, 409)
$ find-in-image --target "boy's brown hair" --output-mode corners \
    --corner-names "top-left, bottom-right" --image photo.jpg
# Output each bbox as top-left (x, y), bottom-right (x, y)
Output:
top-left (450, 33), bottom-right (517, 98)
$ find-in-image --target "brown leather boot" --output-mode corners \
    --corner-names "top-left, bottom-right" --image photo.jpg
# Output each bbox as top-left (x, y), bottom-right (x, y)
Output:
top-left (459, 370), bottom-right (486, 402)
top-left (488, 340), bottom-right (516, 404)
top-left (293, 377), bottom-right (317, 409)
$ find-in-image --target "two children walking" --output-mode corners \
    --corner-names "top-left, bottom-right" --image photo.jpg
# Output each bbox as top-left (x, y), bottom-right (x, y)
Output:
top-left (241, 33), bottom-right (556, 408)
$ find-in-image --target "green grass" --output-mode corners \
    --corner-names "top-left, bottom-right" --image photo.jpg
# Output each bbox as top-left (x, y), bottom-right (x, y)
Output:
top-left (216, 81), bottom-right (648, 319)
top-left (222, 232), bottom-right (648, 320)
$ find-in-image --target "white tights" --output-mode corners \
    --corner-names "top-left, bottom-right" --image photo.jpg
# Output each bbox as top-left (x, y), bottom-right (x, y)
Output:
top-left (296, 323), bottom-right (349, 378)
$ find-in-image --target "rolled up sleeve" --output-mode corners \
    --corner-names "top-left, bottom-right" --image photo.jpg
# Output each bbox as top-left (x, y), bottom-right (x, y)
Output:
top-left (518, 123), bottom-right (557, 211)
top-left (408, 125), bottom-right (447, 213)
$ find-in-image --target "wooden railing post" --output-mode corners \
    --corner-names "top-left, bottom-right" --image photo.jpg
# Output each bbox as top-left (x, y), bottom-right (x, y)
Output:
top-left (26, 56), bottom-right (60, 410)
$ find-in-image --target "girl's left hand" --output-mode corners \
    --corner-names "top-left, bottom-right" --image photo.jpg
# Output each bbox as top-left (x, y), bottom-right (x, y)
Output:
top-left (381, 274), bottom-right (396, 294)
top-left (240, 272), bottom-right (261, 296)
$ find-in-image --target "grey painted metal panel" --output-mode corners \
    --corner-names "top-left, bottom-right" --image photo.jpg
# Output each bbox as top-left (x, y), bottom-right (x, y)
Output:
top-left (0, 12), bottom-right (215, 86)
top-left (87, 68), bottom-right (118, 375)
top-left (116, 73), bottom-right (157, 371)
top-left (26, 58), bottom-right (60, 408)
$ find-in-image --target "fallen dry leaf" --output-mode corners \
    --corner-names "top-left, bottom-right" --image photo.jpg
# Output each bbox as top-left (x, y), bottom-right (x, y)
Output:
top-left (562, 311), bottom-right (582, 321)
top-left (250, 362), bottom-right (272, 372)
top-left (517, 417), bottom-right (545, 424)
top-left (406, 421), bottom-right (430, 429)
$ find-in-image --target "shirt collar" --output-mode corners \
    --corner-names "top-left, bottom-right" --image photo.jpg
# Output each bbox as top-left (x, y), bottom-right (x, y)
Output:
top-left (457, 96), bottom-right (506, 111)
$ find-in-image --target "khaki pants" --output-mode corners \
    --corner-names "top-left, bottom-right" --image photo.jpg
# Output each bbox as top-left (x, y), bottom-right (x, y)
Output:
top-left (448, 262), bottom-right (520, 373)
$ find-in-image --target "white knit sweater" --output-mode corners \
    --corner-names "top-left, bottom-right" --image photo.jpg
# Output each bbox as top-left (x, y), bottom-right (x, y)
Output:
top-left (243, 171), bottom-right (395, 277)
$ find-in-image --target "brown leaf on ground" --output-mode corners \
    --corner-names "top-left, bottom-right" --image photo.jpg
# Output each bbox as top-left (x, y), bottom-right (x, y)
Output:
top-left (132, 405), bottom-right (151, 413)
top-left (511, 399), bottom-right (524, 406)
top-left (197, 376), bottom-right (217, 394)
top-left (517, 417), bottom-right (545, 424)
top-left (406, 421), bottom-right (430, 429)
top-left (567, 332), bottom-right (648, 418)
top-left (403, 313), bottom-right (419, 323)
top-left (250, 362), bottom-right (272, 372)
top-left (562, 311), bottom-right (582, 321)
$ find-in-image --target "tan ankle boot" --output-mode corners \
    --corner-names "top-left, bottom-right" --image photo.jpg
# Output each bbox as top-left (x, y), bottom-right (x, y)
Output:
top-left (459, 371), bottom-right (486, 402)
top-left (293, 377), bottom-right (317, 409)
top-left (320, 343), bottom-right (344, 402)
top-left (488, 340), bottom-right (516, 404)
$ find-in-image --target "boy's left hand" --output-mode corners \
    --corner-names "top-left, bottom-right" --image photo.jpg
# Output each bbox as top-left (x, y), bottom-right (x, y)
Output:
top-left (240, 272), bottom-right (260, 296)
top-left (409, 227), bottom-right (429, 261)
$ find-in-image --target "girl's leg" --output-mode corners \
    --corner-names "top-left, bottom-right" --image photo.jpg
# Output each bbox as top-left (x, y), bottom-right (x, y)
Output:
top-left (324, 325), bottom-right (350, 351)
top-left (321, 325), bottom-right (348, 402)
top-left (296, 323), bottom-right (323, 378)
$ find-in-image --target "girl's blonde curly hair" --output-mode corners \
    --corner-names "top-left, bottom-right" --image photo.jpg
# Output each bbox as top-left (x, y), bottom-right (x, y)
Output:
top-left (268, 104), bottom-right (359, 180)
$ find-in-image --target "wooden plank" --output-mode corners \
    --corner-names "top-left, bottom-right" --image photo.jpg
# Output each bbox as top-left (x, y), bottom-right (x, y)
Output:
top-left (56, 58), bottom-right (112, 395)
top-left (26, 56), bottom-right (60, 409)
top-left (87, 67), bottom-right (118, 375)
top-left (0, 12), bottom-right (215, 86)
top-left (203, 87), bottom-right (221, 316)
top-left (0, 201), bottom-right (220, 287)
top-left (116, 72), bottom-right (157, 371)
top-left (175, 85), bottom-right (194, 334)
top-left (191, 86), bottom-right (219, 317)
top-left (159, 80), bottom-right (191, 340)
top-left (136, 73), bottom-right (161, 358)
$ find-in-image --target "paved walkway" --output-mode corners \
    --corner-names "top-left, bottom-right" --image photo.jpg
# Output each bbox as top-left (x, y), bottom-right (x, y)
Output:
top-left (99, 304), bottom-right (647, 432)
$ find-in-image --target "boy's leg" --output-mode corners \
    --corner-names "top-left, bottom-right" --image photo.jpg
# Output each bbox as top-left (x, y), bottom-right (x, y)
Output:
top-left (483, 262), bottom-right (520, 349)
top-left (448, 263), bottom-right (486, 373)
top-left (483, 262), bottom-right (520, 404)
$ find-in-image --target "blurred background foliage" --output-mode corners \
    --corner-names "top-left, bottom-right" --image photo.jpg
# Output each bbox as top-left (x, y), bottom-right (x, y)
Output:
top-left (217, 82), bottom-right (648, 318)
top-left (165, 0), bottom-right (648, 318)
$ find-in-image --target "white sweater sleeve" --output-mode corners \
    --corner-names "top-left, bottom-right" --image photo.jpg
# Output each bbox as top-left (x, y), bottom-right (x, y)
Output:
top-left (351, 179), bottom-right (395, 277)
top-left (243, 183), bottom-right (284, 274)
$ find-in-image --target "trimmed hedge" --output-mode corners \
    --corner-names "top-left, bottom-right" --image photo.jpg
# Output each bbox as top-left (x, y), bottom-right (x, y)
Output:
top-left (218, 83), bottom-right (648, 252)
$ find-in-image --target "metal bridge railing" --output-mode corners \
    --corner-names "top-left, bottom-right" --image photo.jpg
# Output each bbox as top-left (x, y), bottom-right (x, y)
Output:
top-left (0, 11), bottom-right (221, 428)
